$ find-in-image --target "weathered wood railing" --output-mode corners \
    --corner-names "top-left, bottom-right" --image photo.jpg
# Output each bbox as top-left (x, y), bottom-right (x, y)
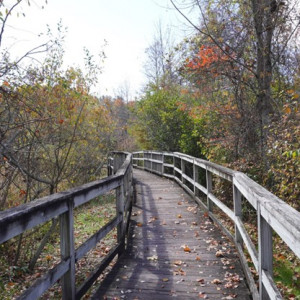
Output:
top-left (0, 152), bottom-right (133, 300)
top-left (132, 150), bottom-right (300, 300)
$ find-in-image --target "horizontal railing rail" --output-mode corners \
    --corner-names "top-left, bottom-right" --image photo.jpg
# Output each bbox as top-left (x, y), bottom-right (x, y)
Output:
top-left (0, 152), bottom-right (133, 300)
top-left (132, 150), bottom-right (300, 300)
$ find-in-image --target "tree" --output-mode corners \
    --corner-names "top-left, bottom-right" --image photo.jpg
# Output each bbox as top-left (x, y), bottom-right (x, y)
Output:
top-left (133, 86), bottom-right (204, 157)
top-left (144, 21), bottom-right (179, 89)
top-left (170, 0), bottom-right (300, 161)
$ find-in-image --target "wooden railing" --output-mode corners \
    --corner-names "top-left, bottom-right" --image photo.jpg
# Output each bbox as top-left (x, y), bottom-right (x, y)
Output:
top-left (0, 152), bottom-right (133, 300)
top-left (132, 150), bottom-right (300, 300)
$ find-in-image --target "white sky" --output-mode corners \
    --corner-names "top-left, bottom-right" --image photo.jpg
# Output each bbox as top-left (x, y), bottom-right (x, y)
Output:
top-left (3, 0), bottom-right (192, 98)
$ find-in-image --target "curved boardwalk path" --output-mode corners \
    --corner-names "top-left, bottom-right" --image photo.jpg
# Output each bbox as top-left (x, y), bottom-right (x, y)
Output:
top-left (93, 169), bottom-right (251, 299)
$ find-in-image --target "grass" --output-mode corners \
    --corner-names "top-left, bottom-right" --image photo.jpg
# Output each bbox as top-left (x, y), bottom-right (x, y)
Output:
top-left (0, 192), bottom-right (117, 300)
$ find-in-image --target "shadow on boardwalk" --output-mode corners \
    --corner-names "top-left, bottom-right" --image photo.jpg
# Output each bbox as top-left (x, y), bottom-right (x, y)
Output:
top-left (92, 169), bottom-right (251, 299)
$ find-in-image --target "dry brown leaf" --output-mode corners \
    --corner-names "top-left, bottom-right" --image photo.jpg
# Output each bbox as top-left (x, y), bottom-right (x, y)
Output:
top-left (195, 256), bottom-right (201, 261)
top-left (174, 260), bottom-right (183, 266)
top-left (162, 278), bottom-right (169, 282)
top-left (198, 292), bottom-right (207, 298)
top-left (216, 250), bottom-right (224, 257)
top-left (183, 245), bottom-right (191, 252)
top-left (211, 278), bottom-right (222, 284)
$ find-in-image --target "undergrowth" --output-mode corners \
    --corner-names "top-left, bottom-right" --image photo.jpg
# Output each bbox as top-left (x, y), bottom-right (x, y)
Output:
top-left (0, 193), bottom-right (117, 300)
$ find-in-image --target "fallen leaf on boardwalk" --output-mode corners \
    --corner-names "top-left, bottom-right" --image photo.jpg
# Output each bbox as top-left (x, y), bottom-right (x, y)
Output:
top-left (194, 231), bottom-right (200, 237)
top-left (222, 295), bottom-right (237, 299)
top-left (137, 222), bottom-right (143, 227)
top-left (183, 245), bottom-right (191, 252)
top-left (178, 201), bottom-right (182, 205)
top-left (148, 216), bottom-right (157, 223)
top-left (191, 221), bottom-right (197, 225)
top-left (197, 278), bottom-right (205, 283)
top-left (203, 211), bottom-right (209, 218)
top-left (224, 282), bottom-right (234, 289)
top-left (195, 256), bottom-right (201, 261)
top-left (174, 260), bottom-right (183, 266)
top-left (198, 292), bottom-right (207, 298)
top-left (177, 214), bottom-right (182, 218)
top-left (216, 250), bottom-right (224, 257)
top-left (147, 255), bottom-right (158, 261)
top-left (187, 206), bottom-right (197, 213)
top-left (162, 278), bottom-right (169, 282)
top-left (173, 268), bottom-right (186, 276)
top-left (161, 220), bottom-right (167, 225)
top-left (211, 278), bottom-right (222, 284)
top-left (175, 220), bottom-right (180, 224)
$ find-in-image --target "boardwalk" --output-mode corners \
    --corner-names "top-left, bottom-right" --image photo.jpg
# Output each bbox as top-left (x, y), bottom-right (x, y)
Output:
top-left (93, 169), bottom-right (251, 299)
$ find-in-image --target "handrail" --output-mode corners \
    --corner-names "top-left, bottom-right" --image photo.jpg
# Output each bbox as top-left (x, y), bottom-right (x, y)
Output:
top-left (0, 152), bottom-right (133, 300)
top-left (132, 150), bottom-right (300, 300)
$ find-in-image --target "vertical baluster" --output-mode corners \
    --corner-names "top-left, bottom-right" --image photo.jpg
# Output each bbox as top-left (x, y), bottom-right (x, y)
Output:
top-left (181, 157), bottom-right (185, 184)
top-left (233, 185), bottom-right (243, 245)
top-left (206, 169), bottom-right (213, 213)
top-left (60, 199), bottom-right (75, 300)
top-left (258, 203), bottom-right (272, 300)
top-left (193, 160), bottom-right (199, 198)
top-left (116, 182), bottom-right (125, 254)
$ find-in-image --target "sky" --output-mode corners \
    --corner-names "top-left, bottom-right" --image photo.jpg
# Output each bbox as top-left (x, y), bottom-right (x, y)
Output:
top-left (3, 0), bottom-right (194, 98)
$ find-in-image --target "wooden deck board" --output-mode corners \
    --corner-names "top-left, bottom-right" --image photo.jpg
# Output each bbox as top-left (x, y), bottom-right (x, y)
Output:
top-left (92, 169), bottom-right (252, 299)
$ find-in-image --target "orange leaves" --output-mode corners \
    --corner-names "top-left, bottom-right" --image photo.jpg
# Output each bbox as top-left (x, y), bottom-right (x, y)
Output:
top-left (211, 278), bottom-right (222, 284)
top-left (45, 255), bottom-right (53, 262)
top-left (19, 189), bottom-right (26, 197)
top-left (183, 245), bottom-right (191, 252)
top-left (185, 45), bottom-right (229, 73)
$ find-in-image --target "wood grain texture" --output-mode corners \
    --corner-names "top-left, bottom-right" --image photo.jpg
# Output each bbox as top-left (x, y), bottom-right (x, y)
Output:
top-left (92, 169), bottom-right (251, 300)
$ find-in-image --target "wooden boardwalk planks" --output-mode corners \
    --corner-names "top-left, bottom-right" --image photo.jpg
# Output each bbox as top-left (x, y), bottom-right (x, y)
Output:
top-left (92, 169), bottom-right (252, 299)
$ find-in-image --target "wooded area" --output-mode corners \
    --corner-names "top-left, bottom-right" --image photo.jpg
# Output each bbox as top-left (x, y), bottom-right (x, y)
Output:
top-left (0, 0), bottom-right (299, 298)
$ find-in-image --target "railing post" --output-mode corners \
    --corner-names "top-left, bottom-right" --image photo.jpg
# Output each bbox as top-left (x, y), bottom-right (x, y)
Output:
top-left (193, 159), bottom-right (199, 198)
top-left (60, 199), bottom-right (76, 300)
top-left (233, 185), bottom-right (243, 245)
top-left (181, 157), bottom-right (185, 184)
top-left (173, 154), bottom-right (175, 177)
top-left (161, 153), bottom-right (164, 175)
top-left (107, 156), bottom-right (112, 176)
top-left (206, 169), bottom-right (213, 213)
top-left (116, 181), bottom-right (125, 254)
top-left (258, 203), bottom-right (272, 300)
